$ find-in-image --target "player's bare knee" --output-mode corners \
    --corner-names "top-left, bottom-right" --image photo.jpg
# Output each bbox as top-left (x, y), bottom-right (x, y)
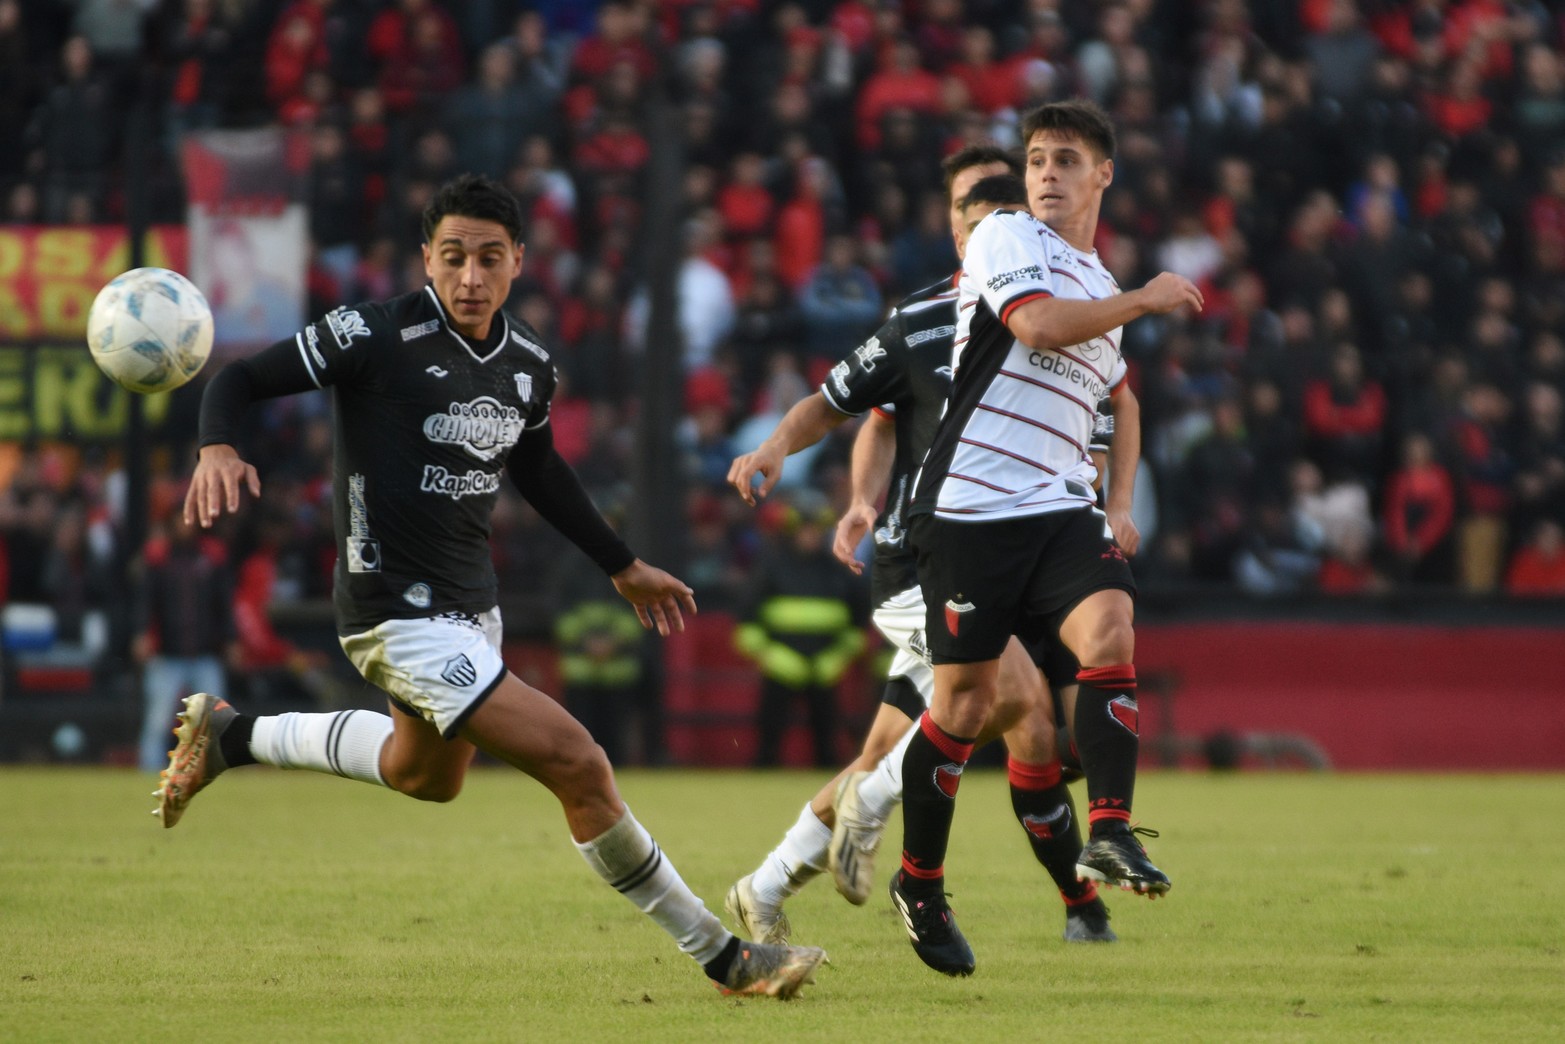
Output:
top-left (549, 739), bottom-right (615, 802)
top-left (1076, 617), bottom-right (1135, 667)
top-left (388, 768), bottom-right (464, 803)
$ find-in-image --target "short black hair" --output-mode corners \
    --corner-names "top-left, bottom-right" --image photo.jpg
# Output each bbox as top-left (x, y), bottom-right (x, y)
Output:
top-left (422, 173), bottom-right (525, 245)
top-left (959, 173), bottom-right (1027, 210)
top-left (941, 143), bottom-right (1022, 200)
top-left (1019, 99), bottom-right (1116, 162)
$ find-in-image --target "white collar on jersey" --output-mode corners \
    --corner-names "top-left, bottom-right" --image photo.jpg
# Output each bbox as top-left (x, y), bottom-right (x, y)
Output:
top-left (422, 285), bottom-right (510, 364)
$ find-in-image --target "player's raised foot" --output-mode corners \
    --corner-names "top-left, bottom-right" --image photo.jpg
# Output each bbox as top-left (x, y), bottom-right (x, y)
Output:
top-left (1063, 895), bottom-right (1117, 942)
top-left (152, 693), bottom-right (235, 829)
top-left (724, 873), bottom-right (791, 945)
top-left (1076, 824), bottom-right (1170, 897)
top-left (888, 871), bottom-right (975, 976)
top-left (828, 770), bottom-right (884, 905)
top-left (716, 940), bottom-right (827, 999)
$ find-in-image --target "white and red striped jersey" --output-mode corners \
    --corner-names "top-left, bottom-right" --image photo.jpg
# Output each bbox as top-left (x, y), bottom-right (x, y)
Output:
top-left (912, 208), bottom-right (1127, 522)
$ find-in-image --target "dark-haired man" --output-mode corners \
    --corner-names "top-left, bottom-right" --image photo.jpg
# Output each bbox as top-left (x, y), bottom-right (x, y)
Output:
top-left (892, 99), bottom-right (1202, 974)
top-left (156, 174), bottom-right (826, 999)
top-left (725, 153), bottom-right (1114, 956)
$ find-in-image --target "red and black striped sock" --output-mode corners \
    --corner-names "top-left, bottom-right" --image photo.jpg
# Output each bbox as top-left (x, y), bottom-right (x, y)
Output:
top-left (898, 712), bottom-right (974, 895)
top-left (1074, 664), bottom-right (1139, 835)
top-left (1008, 757), bottom-right (1093, 902)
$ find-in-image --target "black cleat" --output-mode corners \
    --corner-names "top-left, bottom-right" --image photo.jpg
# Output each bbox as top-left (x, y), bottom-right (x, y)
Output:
top-left (1063, 896), bottom-right (1117, 942)
top-left (888, 871), bottom-right (975, 976)
top-left (1076, 824), bottom-right (1170, 896)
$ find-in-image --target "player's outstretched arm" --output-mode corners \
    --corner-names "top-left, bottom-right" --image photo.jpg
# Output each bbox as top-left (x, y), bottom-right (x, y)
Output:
top-left (833, 409), bottom-right (897, 574)
top-left (184, 444), bottom-right (261, 529)
top-left (1007, 271), bottom-right (1203, 351)
top-left (1105, 385), bottom-right (1141, 557)
top-left (727, 391), bottom-right (850, 505)
top-left (611, 560), bottom-right (698, 636)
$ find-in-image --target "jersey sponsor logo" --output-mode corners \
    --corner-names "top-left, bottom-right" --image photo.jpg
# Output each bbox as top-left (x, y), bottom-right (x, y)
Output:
top-left (403, 583), bottom-right (432, 609)
top-left (345, 473), bottom-right (380, 573)
top-left (904, 324), bottom-right (955, 348)
top-left (325, 307), bottom-right (371, 350)
top-left (426, 365), bottom-right (448, 378)
top-left (1022, 804), bottom-right (1072, 840)
top-left (1108, 695), bottom-right (1139, 735)
top-left (510, 330), bottom-right (549, 360)
top-left (422, 397), bottom-right (524, 460)
top-left (440, 653), bottom-right (478, 688)
top-left (1078, 335), bottom-right (1112, 362)
top-left (944, 598), bottom-right (975, 636)
top-left (514, 373), bottom-right (532, 400)
top-left (829, 361), bottom-right (851, 399)
top-left (421, 464), bottom-right (502, 500)
top-left (1027, 351), bottom-right (1106, 399)
top-left (303, 326), bottom-right (327, 370)
top-left (853, 336), bottom-right (886, 370)
top-left (934, 762), bottom-right (963, 798)
top-left (985, 264), bottom-right (1043, 292)
top-left (401, 319), bottom-right (440, 342)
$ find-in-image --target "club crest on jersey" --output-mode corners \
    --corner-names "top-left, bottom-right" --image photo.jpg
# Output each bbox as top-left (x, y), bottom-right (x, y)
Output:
top-left (514, 373), bottom-right (533, 401)
top-left (854, 336), bottom-right (886, 371)
top-left (934, 762), bottom-right (963, 798)
top-left (325, 307), bottom-right (371, 350)
top-left (944, 598), bottom-right (975, 636)
top-left (441, 654), bottom-right (478, 688)
top-left (423, 397), bottom-right (524, 460)
top-left (1022, 805), bottom-right (1071, 840)
top-left (1108, 694), bottom-right (1139, 735)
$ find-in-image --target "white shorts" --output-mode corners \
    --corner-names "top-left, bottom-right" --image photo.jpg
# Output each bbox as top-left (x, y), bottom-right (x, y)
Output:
top-left (872, 585), bottom-right (934, 708)
top-left (340, 609), bottom-right (507, 739)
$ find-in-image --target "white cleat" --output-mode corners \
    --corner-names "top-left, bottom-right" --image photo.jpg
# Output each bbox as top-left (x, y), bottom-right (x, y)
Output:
top-left (724, 873), bottom-right (791, 945)
top-left (828, 771), bottom-right (885, 905)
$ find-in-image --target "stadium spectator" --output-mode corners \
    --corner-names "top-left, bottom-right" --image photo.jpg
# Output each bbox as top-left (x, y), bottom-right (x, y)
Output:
top-left (1382, 430), bottom-right (1457, 584)
top-left (132, 509), bottom-right (237, 773)
top-left (797, 233), bottom-right (883, 361)
top-left (736, 496), bottom-right (867, 768)
top-left (28, 35), bottom-right (119, 223)
top-left (1504, 519), bottom-right (1565, 595)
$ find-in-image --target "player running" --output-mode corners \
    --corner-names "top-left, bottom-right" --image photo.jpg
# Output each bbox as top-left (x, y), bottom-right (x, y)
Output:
top-left (893, 99), bottom-right (1201, 975)
top-left (725, 154), bottom-right (1118, 970)
top-left (155, 174), bottom-right (825, 999)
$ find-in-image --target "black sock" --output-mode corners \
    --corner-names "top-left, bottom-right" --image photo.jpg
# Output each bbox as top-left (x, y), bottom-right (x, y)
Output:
top-left (898, 713), bottom-right (974, 894)
top-left (1073, 665), bottom-right (1139, 835)
top-left (219, 714), bottom-right (257, 768)
top-left (1008, 758), bottom-right (1092, 901)
top-left (702, 936), bottom-right (742, 981)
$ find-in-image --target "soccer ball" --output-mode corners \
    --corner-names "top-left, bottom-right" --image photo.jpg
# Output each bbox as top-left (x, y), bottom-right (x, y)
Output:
top-left (86, 267), bottom-right (214, 394)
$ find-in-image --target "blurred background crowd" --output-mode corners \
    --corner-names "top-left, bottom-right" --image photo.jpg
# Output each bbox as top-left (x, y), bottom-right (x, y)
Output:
top-left (2, 0), bottom-right (1564, 762)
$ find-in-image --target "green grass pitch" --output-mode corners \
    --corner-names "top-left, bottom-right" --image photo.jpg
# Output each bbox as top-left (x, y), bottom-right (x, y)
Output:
top-left (2, 767), bottom-right (1562, 1042)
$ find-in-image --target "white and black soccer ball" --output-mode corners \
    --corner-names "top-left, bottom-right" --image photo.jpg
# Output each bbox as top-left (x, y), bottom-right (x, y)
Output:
top-left (86, 267), bottom-right (214, 394)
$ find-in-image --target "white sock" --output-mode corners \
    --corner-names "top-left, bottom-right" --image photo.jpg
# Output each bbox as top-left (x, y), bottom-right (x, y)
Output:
top-left (249, 710), bottom-right (392, 787)
top-left (856, 720), bottom-right (917, 821)
top-left (750, 803), bottom-right (832, 907)
top-left (576, 808), bottom-right (732, 967)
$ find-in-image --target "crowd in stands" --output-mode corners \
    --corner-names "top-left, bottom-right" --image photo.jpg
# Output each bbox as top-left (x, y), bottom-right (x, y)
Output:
top-left (4, 0), bottom-right (1565, 673)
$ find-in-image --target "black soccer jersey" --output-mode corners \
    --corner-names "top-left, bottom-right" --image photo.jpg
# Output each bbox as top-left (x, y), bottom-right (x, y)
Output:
top-left (818, 274), bottom-right (958, 605)
top-left (291, 287), bottom-right (558, 632)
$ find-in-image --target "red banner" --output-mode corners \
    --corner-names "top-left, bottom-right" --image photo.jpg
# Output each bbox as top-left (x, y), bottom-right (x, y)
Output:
top-left (0, 226), bottom-right (189, 343)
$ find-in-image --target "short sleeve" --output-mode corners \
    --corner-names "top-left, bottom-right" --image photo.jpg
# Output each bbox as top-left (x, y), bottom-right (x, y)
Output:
top-left (964, 212), bottom-right (1055, 327)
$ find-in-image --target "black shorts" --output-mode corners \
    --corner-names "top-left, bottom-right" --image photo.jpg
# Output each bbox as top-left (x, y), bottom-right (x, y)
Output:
top-left (909, 508), bottom-right (1136, 665)
top-left (1028, 636), bottom-right (1082, 695)
top-left (879, 675), bottom-right (926, 720)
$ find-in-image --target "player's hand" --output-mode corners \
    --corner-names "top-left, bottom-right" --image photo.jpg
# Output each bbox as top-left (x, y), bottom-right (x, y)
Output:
top-left (1138, 272), bottom-right (1204, 316)
top-left (833, 501), bottom-right (877, 575)
top-left (184, 443), bottom-right (261, 529)
top-left (611, 559), bottom-right (698, 636)
top-left (726, 442), bottom-right (786, 506)
top-left (1107, 506), bottom-right (1140, 557)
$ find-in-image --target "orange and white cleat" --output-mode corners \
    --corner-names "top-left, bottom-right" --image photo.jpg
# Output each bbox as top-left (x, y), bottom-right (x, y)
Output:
top-left (151, 693), bottom-right (234, 828)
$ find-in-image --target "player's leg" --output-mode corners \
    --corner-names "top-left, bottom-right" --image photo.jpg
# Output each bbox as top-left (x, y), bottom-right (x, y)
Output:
top-left (465, 671), bottom-right (824, 996)
top-left (996, 641), bottom-right (1113, 941)
top-left (729, 587), bottom-right (928, 934)
top-left (1058, 586), bottom-right (1169, 895)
